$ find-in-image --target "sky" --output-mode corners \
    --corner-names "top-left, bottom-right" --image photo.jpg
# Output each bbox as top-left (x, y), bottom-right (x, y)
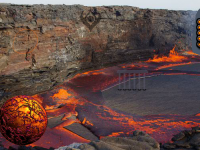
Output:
top-left (0, 0), bottom-right (200, 11)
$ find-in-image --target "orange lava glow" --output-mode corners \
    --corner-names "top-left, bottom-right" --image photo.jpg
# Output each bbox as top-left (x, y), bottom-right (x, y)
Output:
top-left (45, 89), bottom-right (86, 111)
top-left (108, 132), bottom-right (124, 137)
top-left (52, 89), bottom-right (72, 100)
top-left (185, 50), bottom-right (199, 56)
top-left (155, 62), bottom-right (192, 70)
top-left (3, 46), bottom-right (200, 149)
top-left (163, 73), bottom-right (187, 75)
top-left (147, 46), bottom-right (187, 63)
top-left (82, 118), bottom-right (94, 126)
top-left (74, 69), bottom-right (105, 78)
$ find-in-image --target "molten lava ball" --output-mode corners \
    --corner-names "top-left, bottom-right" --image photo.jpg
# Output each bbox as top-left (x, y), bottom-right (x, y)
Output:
top-left (0, 95), bottom-right (48, 145)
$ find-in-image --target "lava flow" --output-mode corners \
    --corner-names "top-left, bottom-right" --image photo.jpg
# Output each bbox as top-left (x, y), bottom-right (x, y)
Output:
top-left (2, 46), bottom-right (200, 149)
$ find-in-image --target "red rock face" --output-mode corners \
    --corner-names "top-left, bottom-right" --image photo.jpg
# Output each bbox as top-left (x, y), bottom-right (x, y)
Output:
top-left (0, 95), bottom-right (47, 145)
top-left (0, 4), bottom-right (196, 106)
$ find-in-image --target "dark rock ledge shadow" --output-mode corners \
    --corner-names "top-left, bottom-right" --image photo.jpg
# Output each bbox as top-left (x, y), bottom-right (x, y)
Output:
top-left (1, 127), bottom-right (200, 150)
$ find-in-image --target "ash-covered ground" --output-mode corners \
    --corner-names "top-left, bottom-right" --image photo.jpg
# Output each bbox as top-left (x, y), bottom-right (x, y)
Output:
top-left (103, 63), bottom-right (200, 116)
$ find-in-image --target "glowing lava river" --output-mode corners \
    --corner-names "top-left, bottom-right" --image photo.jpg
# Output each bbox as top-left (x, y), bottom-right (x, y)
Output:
top-left (2, 46), bottom-right (200, 149)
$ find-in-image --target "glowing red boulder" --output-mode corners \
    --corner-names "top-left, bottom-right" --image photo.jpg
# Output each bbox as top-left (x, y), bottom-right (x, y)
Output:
top-left (0, 95), bottom-right (47, 145)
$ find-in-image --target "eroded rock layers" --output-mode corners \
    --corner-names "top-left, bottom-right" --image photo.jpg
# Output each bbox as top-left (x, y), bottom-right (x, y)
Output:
top-left (0, 4), bottom-right (196, 105)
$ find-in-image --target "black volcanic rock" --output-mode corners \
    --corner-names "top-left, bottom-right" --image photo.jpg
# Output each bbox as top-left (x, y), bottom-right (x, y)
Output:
top-left (172, 132), bottom-right (186, 141)
top-left (47, 114), bottom-right (65, 128)
top-left (161, 126), bottom-right (200, 150)
top-left (33, 146), bottom-right (54, 150)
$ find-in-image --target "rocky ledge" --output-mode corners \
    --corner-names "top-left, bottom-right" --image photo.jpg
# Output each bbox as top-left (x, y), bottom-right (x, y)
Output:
top-left (0, 4), bottom-right (197, 105)
top-left (161, 126), bottom-right (200, 150)
top-left (55, 127), bottom-right (200, 150)
top-left (2, 127), bottom-right (200, 150)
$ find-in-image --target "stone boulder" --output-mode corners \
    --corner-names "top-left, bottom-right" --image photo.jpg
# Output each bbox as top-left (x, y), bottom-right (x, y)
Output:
top-left (56, 130), bottom-right (160, 150)
top-left (161, 126), bottom-right (200, 150)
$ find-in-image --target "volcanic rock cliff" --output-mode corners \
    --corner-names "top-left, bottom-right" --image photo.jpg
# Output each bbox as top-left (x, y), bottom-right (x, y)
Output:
top-left (0, 4), bottom-right (197, 105)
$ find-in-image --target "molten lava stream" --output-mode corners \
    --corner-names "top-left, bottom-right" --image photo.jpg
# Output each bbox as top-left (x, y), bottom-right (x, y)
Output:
top-left (66, 46), bottom-right (200, 143)
top-left (44, 46), bottom-right (200, 146)
top-left (3, 46), bottom-right (200, 148)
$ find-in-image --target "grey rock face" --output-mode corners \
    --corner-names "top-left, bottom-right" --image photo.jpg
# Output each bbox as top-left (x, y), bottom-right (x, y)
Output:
top-left (0, 4), bottom-right (197, 106)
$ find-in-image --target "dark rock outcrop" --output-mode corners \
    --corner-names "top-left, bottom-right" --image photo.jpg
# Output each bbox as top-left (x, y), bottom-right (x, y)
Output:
top-left (3, 128), bottom-right (200, 150)
top-left (55, 130), bottom-right (160, 150)
top-left (0, 4), bottom-right (197, 105)
top-left (64, 123), bottom-right (99, 141)
top-left (161, 126), bottom-right (200, 150)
